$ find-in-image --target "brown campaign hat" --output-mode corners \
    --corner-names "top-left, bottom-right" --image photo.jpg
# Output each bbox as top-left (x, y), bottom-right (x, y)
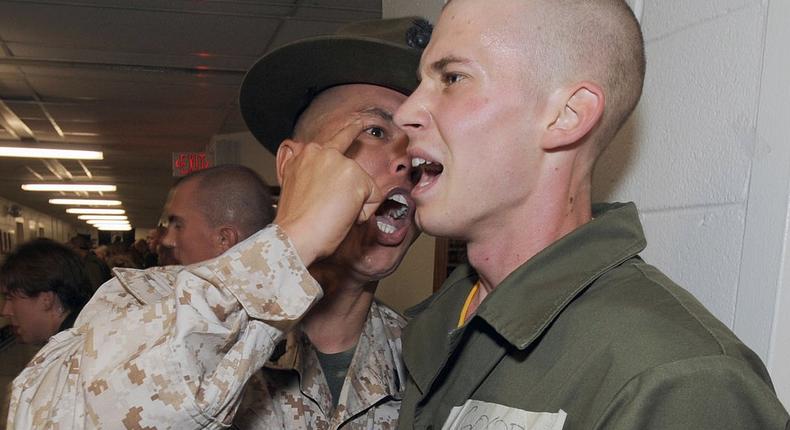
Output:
top-left (239, 17), bottom-right (432, 154)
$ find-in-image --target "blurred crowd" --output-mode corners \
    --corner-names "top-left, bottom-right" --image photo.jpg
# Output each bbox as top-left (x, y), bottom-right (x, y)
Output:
top-left (69, 226), bottom-right (178, 290)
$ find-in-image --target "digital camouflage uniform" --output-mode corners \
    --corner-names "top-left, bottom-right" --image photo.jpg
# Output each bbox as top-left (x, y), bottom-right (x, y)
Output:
top-left (233, 300), bottom-right (405, 429)
top-left (7, 226), bottom-right (323, 429)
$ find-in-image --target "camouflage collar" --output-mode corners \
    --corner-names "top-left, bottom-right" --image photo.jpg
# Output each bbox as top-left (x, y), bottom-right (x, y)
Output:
top-left (265, 300), bottom-right (406, 418)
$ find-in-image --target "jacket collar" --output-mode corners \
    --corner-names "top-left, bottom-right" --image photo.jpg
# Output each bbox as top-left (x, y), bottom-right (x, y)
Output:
top-left (477, 202), bottom-right (646, 349)
top-left (403, 202), bottom-right (647, 393)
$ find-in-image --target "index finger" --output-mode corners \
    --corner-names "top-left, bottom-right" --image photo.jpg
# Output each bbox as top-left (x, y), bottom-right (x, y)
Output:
top-left (324, 118), bottom-right (367, 155)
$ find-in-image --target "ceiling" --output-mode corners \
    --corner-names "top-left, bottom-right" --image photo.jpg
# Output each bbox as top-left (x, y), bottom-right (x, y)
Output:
top-left (0, 0), bottom-right (381, 231)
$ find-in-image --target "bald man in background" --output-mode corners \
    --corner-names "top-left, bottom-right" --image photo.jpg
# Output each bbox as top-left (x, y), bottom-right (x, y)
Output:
top-left (160, 164), bottom-right (276, 266)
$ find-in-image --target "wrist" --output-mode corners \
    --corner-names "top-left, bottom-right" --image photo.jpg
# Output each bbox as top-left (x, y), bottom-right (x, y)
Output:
top-left (274, 220), bottom-right (319, 267)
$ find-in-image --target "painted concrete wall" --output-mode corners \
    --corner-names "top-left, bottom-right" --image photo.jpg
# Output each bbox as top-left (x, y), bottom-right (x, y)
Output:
top-left (0, 195), bottom-right (79, 248)
top-left (754, 0), bottom-right (790, 408)
top-left (383, 0), bottom-right (443, 20)
top-left (209, 131), bottom-right (278, 186)
top-left (384, 0), bottom-right (789, 404)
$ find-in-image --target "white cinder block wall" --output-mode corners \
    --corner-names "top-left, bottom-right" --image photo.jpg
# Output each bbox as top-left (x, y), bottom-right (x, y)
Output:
top-left (384, 0), bottom-right (790, 406)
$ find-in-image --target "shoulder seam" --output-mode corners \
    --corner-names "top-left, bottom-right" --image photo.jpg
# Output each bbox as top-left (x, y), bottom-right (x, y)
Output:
top-left (592, 354), bottom-right (771, 428)
top-left (632, 264), bottom-right (728, 356)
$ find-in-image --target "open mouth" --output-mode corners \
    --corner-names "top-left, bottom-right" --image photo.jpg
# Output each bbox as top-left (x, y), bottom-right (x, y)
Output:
top-left (411, 157), bottom-right (444, 191)
top-left (374, 188), bottom-right (414, 244)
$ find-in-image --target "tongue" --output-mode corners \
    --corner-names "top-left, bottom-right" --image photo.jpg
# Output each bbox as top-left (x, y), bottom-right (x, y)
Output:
top-left (375, 199), bottom-right (405, 218)
top-left (374, 198), bottom-right (410, 244)
top-left (376, 205), bottom-right (408, 233)
top-left (413, 163), bottom-right (444, 184)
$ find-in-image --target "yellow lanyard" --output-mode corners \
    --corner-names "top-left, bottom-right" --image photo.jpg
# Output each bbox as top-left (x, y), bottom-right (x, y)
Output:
top-left (457, 281), bottom-right (480, 328)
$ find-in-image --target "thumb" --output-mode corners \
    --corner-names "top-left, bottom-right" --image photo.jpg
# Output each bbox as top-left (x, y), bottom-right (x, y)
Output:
top-left (357, 181), bottom-right (384, 224)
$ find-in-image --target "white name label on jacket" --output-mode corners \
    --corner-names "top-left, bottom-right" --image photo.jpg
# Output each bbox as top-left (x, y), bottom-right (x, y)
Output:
top-left (442, 400), bottom-right (567, 430)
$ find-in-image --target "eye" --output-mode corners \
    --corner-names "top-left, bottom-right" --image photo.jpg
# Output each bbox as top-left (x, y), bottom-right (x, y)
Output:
top-left (441, 72), bottom-right (465, 86)
top-left (364, 126), bottom-right (386, 139)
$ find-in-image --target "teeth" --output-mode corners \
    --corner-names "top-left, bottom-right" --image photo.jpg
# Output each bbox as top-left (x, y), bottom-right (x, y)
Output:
top-left (411, 157), bottom-right (427, 167)
top-left (393, 206), bottom-right (407, 220)
top-left (388, 194), bottom-right (408, 206)
top-left (377, 221), bottom-right (396, 234)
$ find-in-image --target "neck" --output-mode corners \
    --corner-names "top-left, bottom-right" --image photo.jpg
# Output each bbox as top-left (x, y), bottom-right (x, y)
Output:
top-left (468, 170), bottom-right (593, 300)
top-left (302, 263), bottom-right (376, 353)
top-left (46, 307), bottom-right (71, 341)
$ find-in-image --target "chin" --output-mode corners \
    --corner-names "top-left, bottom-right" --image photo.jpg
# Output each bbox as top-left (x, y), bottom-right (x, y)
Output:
top-left (355, 248), bottom-right (411, 282)
top-left (415, 207), bottom-right (447, 237)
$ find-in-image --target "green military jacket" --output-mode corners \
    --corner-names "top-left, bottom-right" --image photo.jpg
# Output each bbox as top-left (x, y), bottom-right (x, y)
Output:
top-left (399, 202), bottom-right (789, 429)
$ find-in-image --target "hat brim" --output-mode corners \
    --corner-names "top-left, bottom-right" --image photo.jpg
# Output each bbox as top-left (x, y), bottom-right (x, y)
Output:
top-left (240, 36), bottom-right (422, 154)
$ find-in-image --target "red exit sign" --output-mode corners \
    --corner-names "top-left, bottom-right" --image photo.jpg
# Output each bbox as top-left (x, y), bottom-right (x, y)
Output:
top-left (172, 152), bottom-right (212, 177)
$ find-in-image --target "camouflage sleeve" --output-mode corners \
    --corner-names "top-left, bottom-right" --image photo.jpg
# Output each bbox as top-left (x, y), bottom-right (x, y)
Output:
top-left (7, 224), bottom-right (322, 429)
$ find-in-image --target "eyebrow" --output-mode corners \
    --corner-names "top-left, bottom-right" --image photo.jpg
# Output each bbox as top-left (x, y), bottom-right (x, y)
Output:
top-left (431, 55), bottom-right (470, 73)
top-left (417, 55), bottom-right (471, 81)
top-left (167, 214), bottom-right (183, 224)
top-left (359, 107), bottom-right (394, 123)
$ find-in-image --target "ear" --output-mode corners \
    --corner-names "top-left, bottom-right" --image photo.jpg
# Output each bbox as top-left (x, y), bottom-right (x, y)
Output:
top-left (217, 226), bottom-right (241, 251)
top-left (275, 139), bottom-right (305, 185)
top-left (38, 291), bottom-right (57, 311)
top-left (543, 82), bottom-right (605, 150)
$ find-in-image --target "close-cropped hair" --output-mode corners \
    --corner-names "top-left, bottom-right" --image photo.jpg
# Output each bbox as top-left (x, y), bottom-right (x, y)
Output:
top-left (0, 238), bottom-right (93, 313)
top-left (178, 164), bottom-right (276, 240)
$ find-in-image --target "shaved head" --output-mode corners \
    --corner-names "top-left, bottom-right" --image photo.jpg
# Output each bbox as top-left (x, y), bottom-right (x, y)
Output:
top-left (446, 0), bottom-right (644, 152)
top-left (178, 164), bottom-right (275, 240)
top-left (525, 0), bottom-right (645, 146)
top-left (292, 85), bottom-right (354, 142)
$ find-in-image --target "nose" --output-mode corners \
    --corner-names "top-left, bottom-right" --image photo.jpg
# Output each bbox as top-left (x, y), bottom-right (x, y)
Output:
top-left (161, 226), bottom-right (176, 249)
top-left (390, 132), bottom-right (412, 180)
top-left (1, 295), bottom-right (12, 318)
top-left (394, 83), bottom-right (430, 138)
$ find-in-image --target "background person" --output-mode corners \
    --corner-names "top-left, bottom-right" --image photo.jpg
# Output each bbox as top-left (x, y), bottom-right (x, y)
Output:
top-left (160, 164), bottom-right (276, 266)
top-left (68, 235), bottom-right (111, 291)
top-left (1, 238), bottom-right (93, 344)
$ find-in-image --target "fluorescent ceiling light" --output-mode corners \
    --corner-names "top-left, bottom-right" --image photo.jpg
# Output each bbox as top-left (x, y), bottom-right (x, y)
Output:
top-left (96, 225), bottom-right (132, 231)
top-left (0, 147), bottom-right (103, 160)
top-left (49, 199), bottom-right (121, 206)
top-left (91, 223), bottom-right (131, 228)
top-left (22, 184), bottom-right (116, 192)
top-left (78, 215), bottom-right (127, 221)
top-left (66, 208), bottom-right (125, 215)
top-left (64, 132), bottom-right (100, 137)
top-left (85, 218), bottom-right (129, 223)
